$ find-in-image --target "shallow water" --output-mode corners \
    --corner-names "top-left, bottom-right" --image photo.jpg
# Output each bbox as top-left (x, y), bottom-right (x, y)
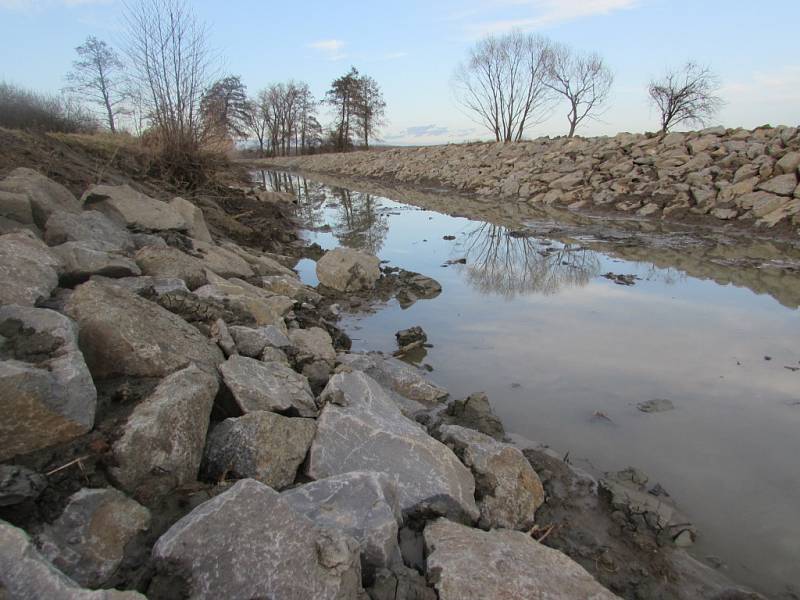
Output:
top-left (258, 169), bottom-right (800, 597)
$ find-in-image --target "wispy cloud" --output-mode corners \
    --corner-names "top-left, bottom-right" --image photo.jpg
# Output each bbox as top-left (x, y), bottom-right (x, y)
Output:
top-left (385, 124), bottom-right (479, 144)
top-left (307, 39), bottom-right (347, 61)
top-left (461, 0), bottom-right (640, 36)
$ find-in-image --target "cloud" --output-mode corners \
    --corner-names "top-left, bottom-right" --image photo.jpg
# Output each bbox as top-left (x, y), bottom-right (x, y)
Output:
top-left (381, 51), bottom-right (409, 60)
top-left (462, 0), bottom-right (640, 36)
top-left (307, 39), bottom-right (347, 61)
top-left (384, 124), bottom-right (479, 144)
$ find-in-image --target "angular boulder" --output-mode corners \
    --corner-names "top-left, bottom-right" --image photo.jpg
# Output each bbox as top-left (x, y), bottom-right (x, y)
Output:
top-left (202, 411), bottom-right (315, 489)
top-left (193, 241), bottom-right (254, 279)
top-left (0, 521), bottom-right (146, 600)
top-left (134, 246), bottom-right (208, 290)
top-left (316, 247), bottom-right (381, 292)
top-left (0, 231), bottom-right (61, 306)
top-left (306, 371), bottom-right (478, 522)
top-left (0, 306), bottom-right (96, 461)
top-left (0, 168), bottom-right (80, 228)
top-left (169, 197), bottom-right (212, 242)
top-left (44, 210), bottom-right (135, 252)
top-left (219, 355), bottom-right (318, 417)
top-left (424, 519), bottom-right (619, 600)
top-left (228, 324), bottom-right (291, 357)
top-left (0, 189), bottom-right (35, 227)
top-left (444, 392), bottom-right (505, 440)
top-left (194, 277), bottom-right (292, 328)
top-left (439, 425), bottom-right (544, 530)
top-left (81, 184), bottom-right (187, 232)
top-left (260, 274), bottom-right (321, 302)
top-left (63, 280), bottom-right (224, 379)
top-left (110, 365), bottom-right (218, 499)
top-left (289, 326), bottom-right (336, 363)
top-left (37, 487), bottom-right (151, 588)
top-left (282, 471), bottom-right (403, 580)
top-left (52, 241), bottom-right (141, 286)
top-left (151, 479), bottom-right (363, 600)
top-left (0, 464), bottom-right (47, 507)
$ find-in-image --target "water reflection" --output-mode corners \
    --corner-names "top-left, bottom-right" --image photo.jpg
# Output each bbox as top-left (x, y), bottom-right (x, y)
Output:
top-left (459, 223), bottom-right (602, 298)
top-left (329, 188), bottom-right (389, 255)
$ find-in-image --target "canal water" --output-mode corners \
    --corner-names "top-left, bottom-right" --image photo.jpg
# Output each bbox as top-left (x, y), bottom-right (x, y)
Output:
top-left (257, 169), bottom-right (800, 598)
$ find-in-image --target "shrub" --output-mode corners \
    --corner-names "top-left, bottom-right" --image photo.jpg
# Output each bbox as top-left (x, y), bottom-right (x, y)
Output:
top-left (0, 81), bottom-right (98, 133)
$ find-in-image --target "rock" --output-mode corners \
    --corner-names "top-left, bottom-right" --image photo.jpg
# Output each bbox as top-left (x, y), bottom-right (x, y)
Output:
top-left (0, 521), bottom-right (146, 600)
top-left (306, 371), bottom-right (478, 522)
top-left (44, 210), bottom-right (135, 252)
top-left (549, 170), bottom-right (584, 191)
top-left (756, 173), bottom-right (798, 196)
top-left (261, 345), bottom-right (289, 364)
top-left (637, 398), bottom-right (675, 413)
top-left (131, 232), bottom-right (166, 249)
top-left (0, 465), bottom-right (47, 507)
top-left (283, 472), bottom-right (404, 584)
top-left (228, 324), bottom-right (290, 357)
top-left (110, 365), bottom-right (218, 499)
top-left (133, 246), bottom-right (208, 290)
top-left (219, 354), bottom-right (318, 417)
top-left (151, 478), bottom-right (363, 600)
top-left (396, 326), bottom-right (427, 347)
top-left (424, 518), bottom-right (619, 600)
top-left (0, 306), bottom-right (96, 461)
top-left (736, 191), bottom-right (786, 218)
top-left (756, 198), bottom-right (800, 227)
top-left (169, 197), bottom-right (212, 242)
top-left (316, 247), bottom-right (381, 292)
top-left (303, 359), bottom-right (333, 394)
top-left (0, 231), bottom-right (61, 306)
top-left (194, 277), bottom-right (292, 327)
top-left (775, 151), bottom-right (800, 175)
top-left (81, 184), bottom-right (187, 232)
top-left (260, 274), bottom-right (321, 302)
top-left (445, 392), bottom-right (505, 440)
top-left (93, 275), bottom-right (189, 297)
top-left (222, 243), bottom-right (297, 277)
top-left (337, 353), bottom-right (448, 416)
top-left (202, 411), bottom-right (315, 489)
top-left (63, 280), bottom-right (223, 379)
top-left (210, 318), bottom-right (236, 357)
top-left (0, 168), bottom-right (80, 228)
top-left (193, 241), bottom-right (254, 278)
top-left (37, 488), bottom-right (150, 587)
top-left (368, 565), bottom-right (437, 600)
top-left (711, 207), bottom-right (738, 220)
top-left (438, 425), bottom-right (544, 530)
top-left (289, 326), bottom-right (336, 363)
top-left (52, 241), bottom-right (141, 286)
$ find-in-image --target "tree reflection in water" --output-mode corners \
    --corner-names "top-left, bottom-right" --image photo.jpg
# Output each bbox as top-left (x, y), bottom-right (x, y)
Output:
top-left (329, 187), bottom-right (389, 255)
top-left (459, 223), bottom-right (602, 297)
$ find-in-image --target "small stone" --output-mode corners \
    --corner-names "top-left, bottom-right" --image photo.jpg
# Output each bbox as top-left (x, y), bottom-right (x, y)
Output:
top-left (637, 398), bottom-right (675, 413)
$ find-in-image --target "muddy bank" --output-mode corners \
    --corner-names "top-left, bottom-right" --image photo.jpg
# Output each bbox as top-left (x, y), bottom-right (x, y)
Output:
top-left (257, 125), bottom-right (800, 238)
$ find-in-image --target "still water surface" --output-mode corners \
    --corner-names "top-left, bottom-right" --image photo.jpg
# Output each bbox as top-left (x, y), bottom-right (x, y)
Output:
top-left (258, 170), bottom-right (800, 598)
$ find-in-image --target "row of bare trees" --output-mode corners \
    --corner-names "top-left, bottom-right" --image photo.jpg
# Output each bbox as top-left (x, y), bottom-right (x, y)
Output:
top-left (453, 30), bottom-right (723, 140)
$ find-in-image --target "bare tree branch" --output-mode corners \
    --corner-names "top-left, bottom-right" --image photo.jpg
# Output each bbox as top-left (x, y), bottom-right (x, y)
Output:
top-left (648, 62), bottom-right (724, 133)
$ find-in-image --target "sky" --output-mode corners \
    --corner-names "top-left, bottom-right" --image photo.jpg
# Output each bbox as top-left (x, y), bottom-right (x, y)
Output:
top-left (0, 0), bottom-right (798, 145)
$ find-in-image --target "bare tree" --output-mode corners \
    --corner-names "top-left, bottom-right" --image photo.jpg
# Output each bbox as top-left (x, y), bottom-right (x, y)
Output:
top-left (65, 36), bottom-right (126, 132)
top-left (326, 67), bottom-right (360, 151)
top-left (453, 31), bottom-right (554, 142)
top-left (353, 75), bottom-right (386, 149)
top-left (545, 44), bottom-right (613, 137)
top-left (648, 62), bottom-right (724, 133)
top-left (123, 0), bottom-right (215, 158)
top-left (242, 89), bottom-right (273, 156)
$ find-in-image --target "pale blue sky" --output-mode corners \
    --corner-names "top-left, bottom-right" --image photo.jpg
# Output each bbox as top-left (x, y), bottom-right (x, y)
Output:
top-left (1, 0), bottom-right (798, 144)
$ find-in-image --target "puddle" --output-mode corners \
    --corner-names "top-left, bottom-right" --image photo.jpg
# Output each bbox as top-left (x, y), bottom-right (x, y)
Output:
top-left (257, 169), bottom-right (800, 598)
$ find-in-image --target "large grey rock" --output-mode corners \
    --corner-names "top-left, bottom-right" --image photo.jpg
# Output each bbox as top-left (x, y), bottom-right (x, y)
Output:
top-left (424, 518), bottom-right (619, 600)
top-left (438, 424), bottom-right (544, 530)
top-left (219, 355), bottom-right (318, 417)
top-left (260, 274), bottom-right (321, 302)
top-left (52, 241), bottom-right (141, 286)
top-left (44, 210), bottom-right (135, 252)
top-left (0, 168), bottom-right (80, 228)
top-left (221, 242), bottom-right (297, 277)
top-left (775, 151), bottom-right (800, 175)
top-left (169, 197), bottom-right (212, 242)
top-left (91, 275), bottom-right (189, 297)
top-left (289, 326), bottom-right (336, 363)
top-left (110, 365), bottom-right (218, 499)
top-left (282, 472), bottom-right (403, 579)
top-left (194, 277), bottom-right (292, 328)
top-left (133, 246), bottom-right (208, 290)
top-left (228, 324), bottom-right (290, 357)
top-left (80, 184), bottom-right (187, 232)
top-left (192, 241), bottom-right (254, 278)
top-left (306, 371), bottom-right (478, 522)
top-left (0, 231), bottom-right (61, 306)
top-left (0, 189), bottom-right (35, 226)
top-left (37, 488), bottom-right (150, 587)
top-left (338, 353), bottom-right (447, 416)
top-left (152, 478), bottom-right (363, 600)
top-left (0, 306), bottom-right (96, 461)
top-left (444, 392), bottom-right (505, 440)
top-left (368, 565), bottom-right (437, 600)
top-left (63, 280), bottom-right (224, 379)
top-left (737, 190), bottom-right (787, 217)
top-left (756, 173), bottom-right (798, 196)
top-left (0, 465), bottom-right (47, 507)
top-left (0, 521), bottom-right (146, 600)
top-left (316, 247), bottom-right (381, 292)
top-left (202, 411), bottom-right (315, 489)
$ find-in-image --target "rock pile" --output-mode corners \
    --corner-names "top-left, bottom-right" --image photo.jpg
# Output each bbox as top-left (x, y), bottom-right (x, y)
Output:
top-left (268, 125), bottom-right (800, 234)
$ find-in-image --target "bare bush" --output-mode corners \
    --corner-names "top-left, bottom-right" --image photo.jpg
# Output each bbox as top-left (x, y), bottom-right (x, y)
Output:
top-left (0, 81), bottom-right (97, 133)
top-left (648, 62), bottom-right (724, 133)
top-left (453, 31), bottom-right (554, 142)
top-left (545, 44), bottom-right (613, 137)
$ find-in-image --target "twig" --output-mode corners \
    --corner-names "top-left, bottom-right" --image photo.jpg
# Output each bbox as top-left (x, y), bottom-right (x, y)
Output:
top-left (535, 524), bottom-right (557, 543)
top-left (45, 455), bottom-right (90, 476)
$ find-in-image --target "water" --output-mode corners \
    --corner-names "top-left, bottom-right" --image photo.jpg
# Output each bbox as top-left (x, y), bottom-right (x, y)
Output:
top-left (257, 169), bottom-right (800, 598)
